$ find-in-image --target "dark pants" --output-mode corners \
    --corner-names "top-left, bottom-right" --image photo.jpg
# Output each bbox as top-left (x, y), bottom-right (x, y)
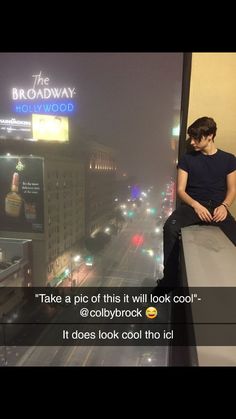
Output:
top-left (162, 200), bottom-right (236, 287)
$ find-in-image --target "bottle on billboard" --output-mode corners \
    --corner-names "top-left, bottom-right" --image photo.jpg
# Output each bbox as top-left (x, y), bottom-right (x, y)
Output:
top-left (5, 172), bottom-right (23, 217)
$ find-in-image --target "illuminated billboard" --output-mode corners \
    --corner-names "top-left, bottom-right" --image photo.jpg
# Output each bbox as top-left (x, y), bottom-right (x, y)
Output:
top-left (0, 116), bottom-right (32, 140)
top-left (32, 114), bottom-right (68, 142)
top-left (0, 156), bottom-right (44, 233)
top-left (0, 113), bottom-right (69, 142)
top-left (12, 71), bottom-right (76, 116)
top-left (0, 70), bottom-right (77, 142)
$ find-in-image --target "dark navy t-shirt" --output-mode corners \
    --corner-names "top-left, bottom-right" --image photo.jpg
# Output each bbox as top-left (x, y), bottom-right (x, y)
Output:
top-left (177, 149), bottom-right (236, 203)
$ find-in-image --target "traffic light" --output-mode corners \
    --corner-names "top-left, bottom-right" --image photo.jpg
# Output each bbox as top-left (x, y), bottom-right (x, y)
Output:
top-left (131, 234), bottom-right (144, 246)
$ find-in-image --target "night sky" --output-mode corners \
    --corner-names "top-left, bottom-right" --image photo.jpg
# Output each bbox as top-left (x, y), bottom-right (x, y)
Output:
top-left (0, 52), bottom-right (183, 187)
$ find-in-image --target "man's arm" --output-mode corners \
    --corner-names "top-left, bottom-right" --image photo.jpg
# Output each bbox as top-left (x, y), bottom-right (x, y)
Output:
top-left (213, 170), bottom-right (236, 222)
top-left (223, 170), bottom-right (236, 207)
top-left (177, 168), bottom-right (212, 222)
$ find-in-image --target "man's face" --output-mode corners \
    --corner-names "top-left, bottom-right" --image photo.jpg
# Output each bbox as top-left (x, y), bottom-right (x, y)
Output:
top-left (189, 135), bottom-right (212, 151)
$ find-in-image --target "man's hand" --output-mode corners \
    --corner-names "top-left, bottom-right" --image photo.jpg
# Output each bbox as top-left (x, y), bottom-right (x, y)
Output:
top-left (192, 202), bottom-right (213, 222)
top-left (213, 205), bottom-right (228, 222)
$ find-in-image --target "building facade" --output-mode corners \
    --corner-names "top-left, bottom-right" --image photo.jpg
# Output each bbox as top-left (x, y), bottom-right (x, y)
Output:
top-left (84, 140), bottom-right (117, 237)
top-left (0, 141), bottom-right (85, 286)
top-left (0, 138), bottom-right (117, 286)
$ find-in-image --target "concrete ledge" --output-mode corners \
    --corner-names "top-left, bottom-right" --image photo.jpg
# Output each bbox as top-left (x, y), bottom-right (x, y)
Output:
top-left (181, 225), bottom-right (236, 286)
top-left (180, 225), bottom-right (236, 366)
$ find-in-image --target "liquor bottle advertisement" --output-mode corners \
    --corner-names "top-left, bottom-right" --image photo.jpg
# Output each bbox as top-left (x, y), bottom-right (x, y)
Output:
top-left (0, 156), bottom-right (44, 233)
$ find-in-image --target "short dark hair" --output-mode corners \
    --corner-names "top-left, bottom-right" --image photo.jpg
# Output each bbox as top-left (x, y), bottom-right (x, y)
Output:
top-left (187, 117), bottom-right (217, 141)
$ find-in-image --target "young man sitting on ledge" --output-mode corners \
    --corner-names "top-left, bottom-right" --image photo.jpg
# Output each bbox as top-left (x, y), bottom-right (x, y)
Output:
top-left (155, 116), bottom-right (236, 293)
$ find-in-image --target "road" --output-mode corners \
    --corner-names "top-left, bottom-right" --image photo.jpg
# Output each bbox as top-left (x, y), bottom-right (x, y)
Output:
top-left (1, 207), bottom-right (171, 366)
top-left (84, 212), bottom-right (162, 288)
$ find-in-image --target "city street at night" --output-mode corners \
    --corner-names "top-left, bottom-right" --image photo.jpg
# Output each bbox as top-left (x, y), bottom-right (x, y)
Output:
top-left (3, 201), bottom-right (171, 366)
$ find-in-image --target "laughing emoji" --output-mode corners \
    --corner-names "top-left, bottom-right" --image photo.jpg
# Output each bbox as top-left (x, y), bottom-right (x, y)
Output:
top-left (145, 306), bottom-right (158, 319)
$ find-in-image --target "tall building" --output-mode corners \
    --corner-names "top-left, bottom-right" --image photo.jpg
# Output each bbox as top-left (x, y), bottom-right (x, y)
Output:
top-left (83, 139), bottom-right (117, 236)
top-left (0, 141), bottom-right (85, 286)
top-left (0, 138), bottom-right (117, 286)
top-left (0, 67), bottom-right (118, 286)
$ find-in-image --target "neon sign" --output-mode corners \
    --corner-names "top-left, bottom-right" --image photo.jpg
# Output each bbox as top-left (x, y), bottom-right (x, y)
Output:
top-left (12, 71), bottom-right (76, 100)
top-left (12, 71), bottom-right (77, 115)
top-left (12, 100), bottom-right (76, 115)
